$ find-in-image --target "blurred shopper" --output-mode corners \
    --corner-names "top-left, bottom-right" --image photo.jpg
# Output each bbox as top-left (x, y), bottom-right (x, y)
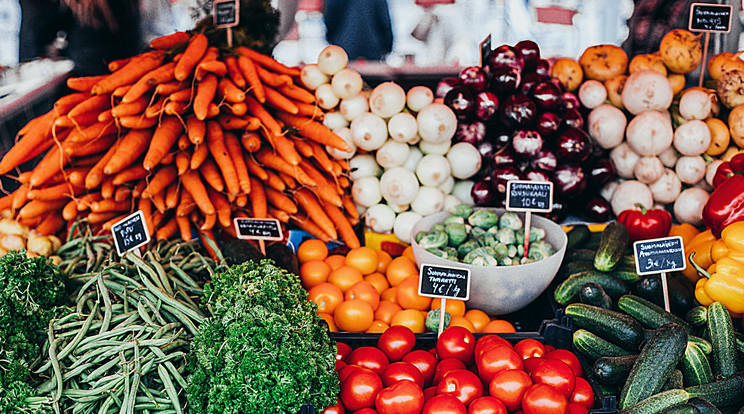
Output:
top-left (324, 0), bottom-right (393, 60)
top-left (622, 0), bottom-right (696, 56)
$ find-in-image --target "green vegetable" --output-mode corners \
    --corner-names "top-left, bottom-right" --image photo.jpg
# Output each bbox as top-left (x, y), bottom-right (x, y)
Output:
top-left (528, 240), bottom-right (555, 261)
top-left (463, 247), bottom-right (498, 266)
top-left (565, 303), bottom-right (645, 351)
top-left (516, 227), bottom-right (547, 244)
top-left (457, 239), bottom-right (480, 259)
top-left (496, 227), bottom-right (516, 244)
top-left (418, 230), bottom-right (449, 250)
top-left (468, 209), bottom-right (499, 229)
top-left (449, 204), bottom-right (473, 218)
top-left (498, 211), bottom-right (522, 230)
top-left (425, 309), bottom-right (451, 332)
top-left (707, 301), bottom-right (737, 379)
top-left (443, 215), bottom-right (465, 225)
top-left (446, 222), bottom-right (468, 247)
top-left (594, 221), bottom-right (630, 272)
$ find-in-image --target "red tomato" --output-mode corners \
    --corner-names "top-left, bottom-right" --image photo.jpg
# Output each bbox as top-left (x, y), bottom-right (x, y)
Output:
top-left (567, 403), bottom-right (589, 414)
top-left (514, 339), bottom-right (546, 360)
top-left (339, 369), bottom-right (383, 412)
top-left (347, 347), bottom-right (390, 375)
top-left (435, 369), bottom-right (484, 407)
top-left (488, 369), bottom-right (532, 412)
top-left (476, 345), bottom-right (524, 383)
top-left (530, 359), bottom-right (576, 399)
top-left (339, 365), bottom-right (363, 383)
top-left (321, 398), bottom-right (345, 414)
top-left (437, 326), bottom-right (476, 365)
top-left (544, 349), bottom-right (583, 377)
top-left (569, 377), bottom-right (594, 409)
top-left (337, 342), bottom-right (353, 362)
top-left (475, 335), bottom-right (513, 360)
top-left (422, 394), bottom-right (467, 414)
top-left (424, 386), bottom-right (437, 402)
top-left (375, 379), bottom-right (424, 414)
top-left (468, 396), bottom-right (508, 414)
top-left (403, 350), bottom-right (439, 387)
top-left (433, 358), bottom-right (468, 385)
top-left (377, 325), bottom-right (416, 362)
top-left (522, 383), bottom-right (568, 414)
top-left (523, 357), bottom-right (544, 374)
top-left (381, 362), bottom-right (425, 389)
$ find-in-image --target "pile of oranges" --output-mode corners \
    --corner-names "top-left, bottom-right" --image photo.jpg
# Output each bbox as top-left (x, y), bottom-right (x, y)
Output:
top-left (297, 238), bottom-right (516, 334)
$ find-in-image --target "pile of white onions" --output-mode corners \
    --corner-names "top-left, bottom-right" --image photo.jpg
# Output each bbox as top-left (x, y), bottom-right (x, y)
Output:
top-left (302, 46), bottom-right (481, 242)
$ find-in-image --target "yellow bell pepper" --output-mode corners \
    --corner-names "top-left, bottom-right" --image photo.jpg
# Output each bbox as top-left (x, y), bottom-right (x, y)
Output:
top-left (695, 275), bottom-right (714, 307)
top-left (682, 229), bottom-right (716, 283)
top-left (689, 223), bottom-right (744, 314)
top-left (669, 222), bottom-right (700, 247)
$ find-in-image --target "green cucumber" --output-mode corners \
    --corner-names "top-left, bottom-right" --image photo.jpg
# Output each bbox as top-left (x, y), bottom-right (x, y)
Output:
top-left (735, 332), bottom-right (744, 356)
top-left (660, 403), bottom-right (701, 414)
top-left (568, 249), bottom-right (598, 263)
top-left (688, 398), bottom-right (723, 414)
top-left (579, 282), bottom-right (614, 309)
top-left (662, 369), bottom-right (685, 391)
top-left (685, 371), bottom-right (744, 408)
top-left (573, 329), bottom-right (634, 360)
top-left (618, 294), bottom-right (694, 334)
top-left (680, 342), bottom-right (714, 387)
top-left (611, 268), bottom-right (641, 284)
top-left (566, 224), bottom-right (591, 251)
top-left (566, 303), bottom-right (644, 350)
top-left (593, 355), bottom-right (638, 385)
top-left (686, 306), bottom-right (708, 328)
top-left (554, 271), bottom-right (630, 306)
top-left (594, 221), bottom-right (629, 272)
top-left (620, 389), bottom-right (690, 414)
top-left (620, 254), bottom-right (636, 269)
top-left (619, 323), bottom-right (688, 409)
top-left (559, 260), bottom-right (596, 280)
top-left (689, 336), bottom-right (713, 355)
top-left (707, 302), bottom-right (737, 378)
top-left (634, 274), bottom-right (696, 315)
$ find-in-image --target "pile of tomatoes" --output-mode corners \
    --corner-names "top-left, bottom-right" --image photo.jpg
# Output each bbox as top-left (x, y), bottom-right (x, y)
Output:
top-left (296, 239), bottom-right (516, 334)
top-left (323, 326), bottom-right (595, 414)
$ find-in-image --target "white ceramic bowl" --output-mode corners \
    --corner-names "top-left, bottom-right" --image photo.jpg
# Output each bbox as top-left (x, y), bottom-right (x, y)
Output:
top-left (410, 208), bottom-right (567, 315)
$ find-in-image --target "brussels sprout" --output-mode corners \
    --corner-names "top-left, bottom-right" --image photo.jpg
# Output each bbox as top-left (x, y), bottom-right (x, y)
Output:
top-left (515, 227), bottom-right (548, 244)
top-left (445, 222), bottom-right (468, 247)
top-left (444, 215), bottom-right (465, 225)
top-left (499, 211), bottom-right (523, 230)
top-left (468, 209), bottom-right (500, 229)
top-left (491, 242), bottom-right (509, 259)
top-left (444, 247), bottom-right (459, 261)
top-left (457, 239), bottom-right (480, 259)
top-left (415, 231), bottom-right (426, 243)
top-left (463, 247), bottom-right (498, 266)
top-left (449, 204), bottom-right (474, 219)
top-left (507, 244), bottom-right (518, 258)
top-left (469, 226), bottom-right (487, 245)
top-left (496, 227), bottom-right (516, 244)
top-left (528, 240), bottom-right (555, 261)
top-left (426, 248), bottom-right (448, 258)
top-left (500, 257), bottom-right (515, 266)
top-left (426, 308), bottom-right (451, 332)
top-left (432, 223), bottom-right (446, 232)
top-left (418, 230), bottom-right (448, 249)
top-left (520, 257), bottom-right (536, 265)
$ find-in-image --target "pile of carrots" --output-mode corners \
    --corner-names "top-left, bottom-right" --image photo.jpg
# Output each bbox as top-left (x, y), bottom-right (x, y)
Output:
top-left (0, 30), bottom-right (361, 248)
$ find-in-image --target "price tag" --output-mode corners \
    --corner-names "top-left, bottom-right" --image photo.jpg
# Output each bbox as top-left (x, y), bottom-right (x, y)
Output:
top-left (480, 34), bottom-right (491, 67)
top-left (505, 180), bottom-right (553, 213)
top-left (234, 217), bottom-right (283, 241)
top-left (111, 210), bottom-right (150, 256)
top-left (633, 236), bottom-right (687, 276)
top-left (689, 3), bottom-right (732, 33)
top-left (418, 264), bottom-right (470, 301)
top-left (214, 0), bottom-right (239, 28)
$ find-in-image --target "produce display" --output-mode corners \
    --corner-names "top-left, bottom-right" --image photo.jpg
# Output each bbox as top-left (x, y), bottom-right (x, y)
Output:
top-left (0, 211), bottom-right (61, 259)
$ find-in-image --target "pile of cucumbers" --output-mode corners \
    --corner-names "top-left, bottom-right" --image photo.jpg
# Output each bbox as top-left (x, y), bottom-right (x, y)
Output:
top-left (555, 223), bottom-right (744, 414)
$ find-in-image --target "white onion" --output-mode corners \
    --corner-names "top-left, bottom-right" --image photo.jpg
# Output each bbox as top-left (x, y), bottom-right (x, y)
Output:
top-left (443, 195), bottom-right (462, 211)
top-left (339, 93), bottom-right (369, 122)
top-left (447, 142), bottom-right (482, 179)
top-left (331, 68), bottom-right (363, 100)
top-left (578, 80), bottom-right (608, 109)
top-left (411, 187), bottom-right (445, 216)
top-left (407, 86), bottom-right (434, 112)
top-left (351, 176), bottom-right (382, 207)
top-left (587, 104), bottom-right (626, 149)
top-left (452, 180), bottom-right (475, 205)
top-left (419, 139), bottom-right (451, 155)
top-left (387, 202), bottom-right (410, 213)
top-left (407, 134), bottom-right (421, 145)
top-left (673, 187), bottom-right (709, 225)
top-left (369, 82), bottom-right (407, 118)
top-left (416, 154), bottom-right (451, 188)
top-left (350, 112), bottom-right (387, 151)
top-left (611, 180), bottom-right (654, 215)
top-left (625, 110), bottom-right (674, 156)
top-left (673, 119), bottom-right (711, 156)
top-left (317, 45), bottom-right (348, 75)
top-left (380, 167), bottom-right (420, 205)
top-left (675, 155), bottom-right (706, 184)
top-left (648, 168), bottom-right (681, 204)
top-left (417, 102), bottom-right (457, 143)
top-left (388, 112), bottom-right (419, 143)
top-left (633, 156), bottom-right (664, 184)
top-left (403, 147), bottom-right (423, 171)
top-left (706, 159), bottom-right (724, 187)
top-left (658, 146), bottom-right (680, 168)
top-left (679, 88), bottom-right (713, 120)
top-left (600, 181), bottom-right (619, 201)
top-left (393, 211), bottom-right (423, 244)
top-left (323, 111), bottom-right (349, 130)
top-left (300, 64), bottom-right (329, 90)
top-left (315, 83), bottom-right (340, 110)
top-left (438, 175), bottom-right (455, 194)
top-left (610, 142), bottom-right (641, 179)
top-left (621, 70), bottom-right (674, 115)
top-left (375, 140), bottom-right (410, 169)
top-left (365, 203), bottom-right (395, 233)
top-left (349, 154), bottom-right (381, 180)
top-left (326, 127), bottom-right (356, 160)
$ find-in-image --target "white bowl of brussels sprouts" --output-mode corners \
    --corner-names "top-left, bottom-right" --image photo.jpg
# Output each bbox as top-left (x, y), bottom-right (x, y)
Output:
top-left (410, 205), bottom-right (567, 315)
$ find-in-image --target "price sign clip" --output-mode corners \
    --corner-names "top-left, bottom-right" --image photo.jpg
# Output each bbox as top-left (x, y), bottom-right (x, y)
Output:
top-left (111, 210), bottom-right (150, 256)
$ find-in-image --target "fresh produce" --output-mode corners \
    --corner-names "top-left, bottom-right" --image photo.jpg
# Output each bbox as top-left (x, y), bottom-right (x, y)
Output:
top-left (702, 153), bottom-right (744, 237)
top-left (617, 203), bottom-right (672, 242)
top-left (0, 211), bottom-right (61, 259)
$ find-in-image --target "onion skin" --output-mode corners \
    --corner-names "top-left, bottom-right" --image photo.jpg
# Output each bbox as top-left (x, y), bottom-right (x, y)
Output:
top-left (728, 104), bottom-right (744, 147)
top-left (551, 57), bottom-right (583, 91)
top-left (659, 29), bottom-right (702, 74)
top-left (604, 75), bottom-right (627, 109)
top-left (717, 69), bottom-right (744, 108)
top-left (579, 44), bottom-right (628, 82)
top-left (705, 118), bottom-right (730, 156)
top-left (621, 70), bottom-right (673, 115)
top-left (629, 53), bottom-right (667, 76)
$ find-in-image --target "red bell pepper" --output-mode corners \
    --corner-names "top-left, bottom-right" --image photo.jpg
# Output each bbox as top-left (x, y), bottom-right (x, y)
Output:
top-left (712, 160), bottom-right (734, 187)
top-left (617, 203), bottom-right (672, 242)
top-left (703, 173), bottom-right (744, 237)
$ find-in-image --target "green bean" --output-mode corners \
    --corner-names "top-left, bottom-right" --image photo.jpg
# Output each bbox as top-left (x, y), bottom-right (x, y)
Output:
top-left (36, 304), bottom-right (97, 375)
top-left (136, 300), bottom-right (155, 326)
top-left (54, 312), bottom-right (84, 327)
top-left (98, 395), bottom-right (116, 414)
top-left (118, 351), bottom-right (129, 414)
top-left (142, 296), bottom-right (168, 326)
top-left (46, 321), bottom-right (63, 404)
top-left (160, 304), bottom-right (198, 336)
top-left (157, 364), bottom-right (182, 414)
top-left (124, 341), bottom-right (141, 414)
top-left (147, 346), bottom-right (187, 389)
top-left (104, 268), bottom-right (144, 290)
top-left (147, 252), bottom-right (175, 297)
top-left (76, 274), bottom-right (102, 303)
top-left (167, 262), bottom-right (200, 289)
top-left (97, 273), bottom-right (113, 334)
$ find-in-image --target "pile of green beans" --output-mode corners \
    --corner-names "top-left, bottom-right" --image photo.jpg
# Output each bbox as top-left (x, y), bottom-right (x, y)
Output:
top-left (34, 231), bottom-right (227, 414)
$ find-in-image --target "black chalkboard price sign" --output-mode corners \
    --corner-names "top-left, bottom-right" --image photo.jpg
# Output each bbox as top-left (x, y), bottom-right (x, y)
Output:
top-left (633, 236), bottom-right (687, 276)
top-left (689, 3), bottom-right (732, 33)
top-left (214, 0), bottom-right (239, 28)
top-left (234, 217), bottom-right (283, 241)
top-left (506, 180), bottom-right (553, 213)
top-left (111, 210), bottom-right (150, 256)
top-left (418, 264), bottom-right (470, 300)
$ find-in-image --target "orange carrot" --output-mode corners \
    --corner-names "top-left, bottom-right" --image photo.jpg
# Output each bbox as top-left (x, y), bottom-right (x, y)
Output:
top-left (244, 95), bottom-right (281, 136)
top-left (53, 93), bottom-right (88, 116)
top-left (55, 110), bottom-right (100, 129)
top-left (62, 199), bottom-right (78, 221)
top-left (218, 77), bottom-right (245, 103)
top-left (155, 80), bottom-right (187, 96)
top-left (190, 143), bottom-right (209, 170)
top-left (0, 189), bottom-right (18, 211)
top-left (156, 215), bottom-right (179, 241)
top-left (181, 170), bottom-right (215, 215)
top-left (97, 108), bottom-right (114, 123)
top-left (224, 131), bottom-right (251, 193)
top-left (90, 199), bottom-right (131, 213)
top-left (165, 182), bottom-right (179, 209)
top-left (178, 134), bottom-right (190, 151)
top-left (119, 115), bottom-right (157, 129)
top-left (260, 128), bottom-right (302, 167)
top-left (35, 212), bottom-right (66, 235)
top-left (276, 112), bottom-right (350, 151)
top-left (27, 181), bottom-right (85, 201)
top-left (206, 186), bottom-right (232, 228)
top-left (11, 185), bottom-right (29, 211)
top-left (268, 207), bottom-right (290, 223)
top-left (248, 177), bottom-right (267, 218)
top-left (138, 197), bottom-right (155, 236)
top-left (176, 214), bottom-right (192, 241)
top-left (29, 144), bottom-right (69, 188)
top-left (143, 116), bottom-right (184, 170)
top-left (169, 88), bottom-right (192, 102)
top-left (342, 195), bottom-right (359, 220)
top-left (164, 101), bottom-right (189, 116)
top-left (112, 165), bottom-right (149, 185)
top-left (265, 187), bottom-right (297, 214)
top-left (235, 193), bottom-right (248, 208)
top-left (110, 96), bottom-right (149, 118)
top-left (325, 202), bottom-right (360, 247)
top-left (238, 46), bottom-right (300, 76)
top-left (294, 187), bottom-right (337, 239)
top-left (91, 51), bottom-right (164, 95)
top-left (112, 85), bottom-right (132, 98)
top-left (67, 120), bottom-right (118, 142)
top-left (241, 131), bottom-right (262, 152)
top-left (206, 121), bottom-right (240, 196)
top-left (141, 165), bottom-right (177, 199)
top-left (290, 214), bottom-right (331, 242)
top-left (197, 60), bottom-right (228, 79)
top-left (245, 154), bottom-right (269, 180)
top-left (224, 55), bottom-right (246, 89)
top-left (17, 199), bottom-right (68, 220)
top-left (255, 148), bottom-right (315, 186)
top-left (67, 75), bottom-right (109, 92)
top-left (150, 188), bottom-right (166, 213)
top-left (149, 31), bottom-right (190, 50)
top-left (237, 55), bottom-right (265, 103)
top-left (307, 140), bottom-right (336, 175)
top-left (265, 170), bottom-right (286, 191)
top-left (263, 86), bottom-right (299, 114)
top-left (160, 151), bottom-right (174, 165)
top-left (75, 192), bottom-right (102, 211)
top-left (174, 151), bottom-right (190, 175)
top-left (66, 167), bottom-right (91, 188)
top-left (294, 101), bottom-right (324, 119)
top-left (177, 188), bottom-right (195, 217)
top-left (18, 216), bottom-right (44, 229)
top-left (108, 57), bottom-right (131, 72)
top-left (186, 117), bottom-right (206, 145)
top-left (197, 227), bottom-right (220, 260)
top-left (84, 141), bottom-right (120, 189)
top-left (145, 96), bottom-right (167, 118)
top-left (217, 114), bottom-right (260, 131)
top-left (63, 134), bottom-right (116, 158)
top-left (132, 180), bottom-right (147, 198)
top-left (300, 161), bottom-right (342, 207)
top-left (114, 186), bottom-right (132, 202)
top-left (193, 74), bottom-right (218, 121)
top-left (104, 129), bottom-right (153, 175)
top-left (292, 138), bottom-right (314, 158)
top-left (278, 172), bottom-right (297, 189)
top-left (207, 103), bottom-right (220, 118)
top-left (174, 33), bottom-right (208, 81)
top-left (121, 61), bottom-right (176, 103)
top-left (0, 113), bottom-right (54, 174)
top-left (255, 64), bottom-right (293, 88)
top-left (278, 83), bottom-right (315, 104)
top-left (101, 213), bottom-right (130, 232)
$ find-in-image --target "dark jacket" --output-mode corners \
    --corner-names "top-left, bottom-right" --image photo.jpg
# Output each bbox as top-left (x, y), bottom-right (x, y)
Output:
top-left (324, 0), bottom-right (394, 61)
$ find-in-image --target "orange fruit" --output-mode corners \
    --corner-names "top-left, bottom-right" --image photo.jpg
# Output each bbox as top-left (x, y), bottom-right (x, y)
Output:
top-left (464, 309), bottom-right (491, 332)
top-left (381, 286), bottom-right (399, 303)
top-left (345, 246), bottom-right (379, 275)
top-left (386, 256), bottom-right (419, 287)
top-left (391, 309), bottom-right (425, 333)
top-left (430, 298), bottom-right (466, 317)
top-left (376, 250), bottom-right (393, 274)
top-left (366, 320), bottom-right (390, 333)
top-left (334, 299), bottom-right (374, 332)
top-left (297, 238), bottom-right (328, 263)
top-left (396, 276), bottom-right (432, 311)
top-left (324, 254), bottom-right (346, 270)
top-left (327, 265), bottom-right (364, 293)
top-left (449, 316), bottom-right (476, 332)
top-left (307, 282), bottom-right (344, 314)
top-left (482, 319), bottom-right (517, 333)
top-left (345, 281), bottom-right (381, 311)
top-left (300, 260), bottom-right (331, 289)
top-left (375, 301), bottom-right (402, 324)
top-left (364, 272), bottom-right (390, 294)
top-left (318, 312), bottom-right (337, 332)
top-left (402, 245), bottom-right (416, 262)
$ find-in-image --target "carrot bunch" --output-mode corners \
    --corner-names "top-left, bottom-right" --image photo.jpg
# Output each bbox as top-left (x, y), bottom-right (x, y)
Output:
top-left (0, 30), bottom-right (360, 248)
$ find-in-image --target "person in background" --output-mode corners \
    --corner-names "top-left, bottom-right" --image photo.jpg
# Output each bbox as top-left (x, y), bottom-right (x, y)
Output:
top-left (324, 0), bottom-right (393, 61)
top-left (622, 0), bottom-right (696, 56)
top-left (19, 0), bottom-right (143, 76)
